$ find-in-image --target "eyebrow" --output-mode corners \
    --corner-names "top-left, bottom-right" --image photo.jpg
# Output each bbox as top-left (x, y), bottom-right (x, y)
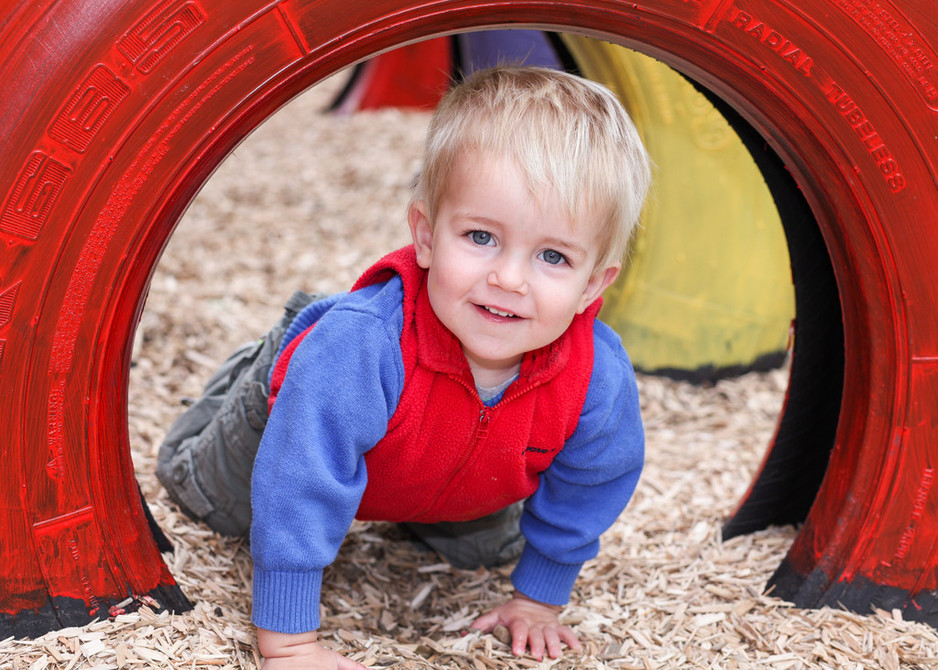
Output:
top-left (453, 214), bottom-right (501, 228)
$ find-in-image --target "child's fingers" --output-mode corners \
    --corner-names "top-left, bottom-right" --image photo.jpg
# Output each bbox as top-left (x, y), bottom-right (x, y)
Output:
top-left (541, 624), bottom-right (582, 659)
top-left (557, 624), bottom-right (582, 652)
top-left (526, 627), bottom-right (547, 661)
top-left (543, 627), bottom-right (563, 659)
top-left (509, 620), bottom-right (531, 656)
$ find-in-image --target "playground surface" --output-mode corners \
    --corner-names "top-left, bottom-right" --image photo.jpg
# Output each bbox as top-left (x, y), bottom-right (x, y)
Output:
top-left (2, 73), bottom-right (936, 670)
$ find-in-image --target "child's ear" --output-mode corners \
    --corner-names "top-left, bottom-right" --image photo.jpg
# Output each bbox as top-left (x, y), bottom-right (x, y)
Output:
top-left (407, 200), bottom-right (433, 269)
top-left (577, 264), bottom-right (621, 314)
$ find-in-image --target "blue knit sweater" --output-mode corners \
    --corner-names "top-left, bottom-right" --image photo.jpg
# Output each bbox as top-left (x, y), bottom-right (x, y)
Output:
top-left (250, 276), bottom-right (644, 633)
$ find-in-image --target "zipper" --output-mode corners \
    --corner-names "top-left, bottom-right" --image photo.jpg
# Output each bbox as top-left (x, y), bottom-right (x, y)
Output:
top-left (414, 382), bottom-right (493, 518)
top-left (413, 371), bottom-right (543, 518)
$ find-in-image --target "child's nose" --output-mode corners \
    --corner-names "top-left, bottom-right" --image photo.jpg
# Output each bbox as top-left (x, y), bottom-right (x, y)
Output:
top-left (487, 259), bottom-right (528, 295)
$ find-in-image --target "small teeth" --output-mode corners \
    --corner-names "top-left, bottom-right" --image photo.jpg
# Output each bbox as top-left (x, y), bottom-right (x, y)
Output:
top-left (484, 306), bottom-right (516, 318)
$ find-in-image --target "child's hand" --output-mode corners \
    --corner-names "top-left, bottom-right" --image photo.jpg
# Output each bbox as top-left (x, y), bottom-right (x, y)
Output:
top-left (256, 628), bottom-right (367, 670)
top-left (471, 592), bottom-right (582, 660)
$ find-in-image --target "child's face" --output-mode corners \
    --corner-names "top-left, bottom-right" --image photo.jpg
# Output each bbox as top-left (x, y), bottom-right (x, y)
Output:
top-left (408, 151), bottom-right (620, 383)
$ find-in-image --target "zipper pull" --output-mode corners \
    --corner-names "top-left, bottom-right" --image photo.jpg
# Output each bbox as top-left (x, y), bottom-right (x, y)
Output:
top-left (477, 407), bottom-right (491, 438)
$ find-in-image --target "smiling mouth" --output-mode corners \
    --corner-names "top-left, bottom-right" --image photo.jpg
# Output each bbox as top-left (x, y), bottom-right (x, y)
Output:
top-left (482, 305), bottom-right (519, 318)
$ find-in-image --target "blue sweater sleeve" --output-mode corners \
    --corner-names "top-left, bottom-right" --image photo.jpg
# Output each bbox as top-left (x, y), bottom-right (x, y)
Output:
top-left (273, 292), bottom-right (346, 367)
top-left (250, 279), bottom-right (405, 634)
top-left (511, 320), bottom-right (645, 605)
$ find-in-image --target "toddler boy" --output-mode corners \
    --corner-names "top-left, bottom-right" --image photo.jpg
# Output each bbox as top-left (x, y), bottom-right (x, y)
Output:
top-left (158, 65), bottom-right (651, 669)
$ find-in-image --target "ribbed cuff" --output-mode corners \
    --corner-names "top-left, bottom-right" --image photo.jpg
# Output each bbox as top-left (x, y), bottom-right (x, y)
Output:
top-left (510, 544), bottom-right (582, 606)
top-left (251, 568), bottom-right (323, 633)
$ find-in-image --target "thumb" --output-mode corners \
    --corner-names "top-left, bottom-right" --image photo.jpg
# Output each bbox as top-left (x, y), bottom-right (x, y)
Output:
top-left (471, 609), bottom-right (501, 633)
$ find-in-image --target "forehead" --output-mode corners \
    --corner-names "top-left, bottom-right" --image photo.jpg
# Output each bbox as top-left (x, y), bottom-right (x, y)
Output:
top-left (445, 150), bottom-right (597, 224)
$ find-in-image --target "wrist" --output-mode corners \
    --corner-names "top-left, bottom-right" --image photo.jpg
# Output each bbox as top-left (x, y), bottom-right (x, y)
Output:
top-left (512, 591), bottom-right (562, 612)
top-left (256, 627), bottom-right (319, 658)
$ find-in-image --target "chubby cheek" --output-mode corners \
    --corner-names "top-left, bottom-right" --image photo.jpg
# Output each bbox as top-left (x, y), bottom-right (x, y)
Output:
top-left (541, 290), bottom-right (588, 332)
top-left (431, 261), bottom-right (476, 299)
top-left (427, 269), bottom-right (452, 305)
top-left (426, 270), bottom-right (469, 328)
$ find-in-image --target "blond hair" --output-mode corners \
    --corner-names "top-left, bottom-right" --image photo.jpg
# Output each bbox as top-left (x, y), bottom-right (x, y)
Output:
top-left (413, 65), bottom-right (651, 269)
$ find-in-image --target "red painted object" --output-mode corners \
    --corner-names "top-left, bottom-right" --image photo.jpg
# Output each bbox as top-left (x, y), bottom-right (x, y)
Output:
top-left (2, 0), bottom-right (938, 636)
top-left (331, 37), bottom-right (452, 113)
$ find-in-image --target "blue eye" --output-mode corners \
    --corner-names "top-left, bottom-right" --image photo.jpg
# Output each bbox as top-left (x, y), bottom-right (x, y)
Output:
top-left (469, 231), bottom-right (493, 246)
top-left (540, 249), bottom-right (566, 265)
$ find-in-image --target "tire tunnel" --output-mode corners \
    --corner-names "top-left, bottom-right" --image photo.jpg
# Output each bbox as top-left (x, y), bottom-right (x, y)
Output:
top-left (1, 0), bottom-right (937, 637)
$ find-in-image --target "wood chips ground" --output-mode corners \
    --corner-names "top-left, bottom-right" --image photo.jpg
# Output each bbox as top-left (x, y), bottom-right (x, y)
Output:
top-left (3, 72), bottom-right (937, 670)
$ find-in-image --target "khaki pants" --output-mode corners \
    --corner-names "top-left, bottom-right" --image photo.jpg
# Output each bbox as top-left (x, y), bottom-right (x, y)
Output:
top-left (157, 291), bottom-right (320, 537)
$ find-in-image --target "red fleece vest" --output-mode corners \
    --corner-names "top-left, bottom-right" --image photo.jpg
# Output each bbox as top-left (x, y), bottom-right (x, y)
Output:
top-left (270, 246), bottom-right (599, 523)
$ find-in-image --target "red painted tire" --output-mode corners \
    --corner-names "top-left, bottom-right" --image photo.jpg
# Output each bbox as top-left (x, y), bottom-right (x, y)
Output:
top-left (2, 0), bottom-right (938, 635)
